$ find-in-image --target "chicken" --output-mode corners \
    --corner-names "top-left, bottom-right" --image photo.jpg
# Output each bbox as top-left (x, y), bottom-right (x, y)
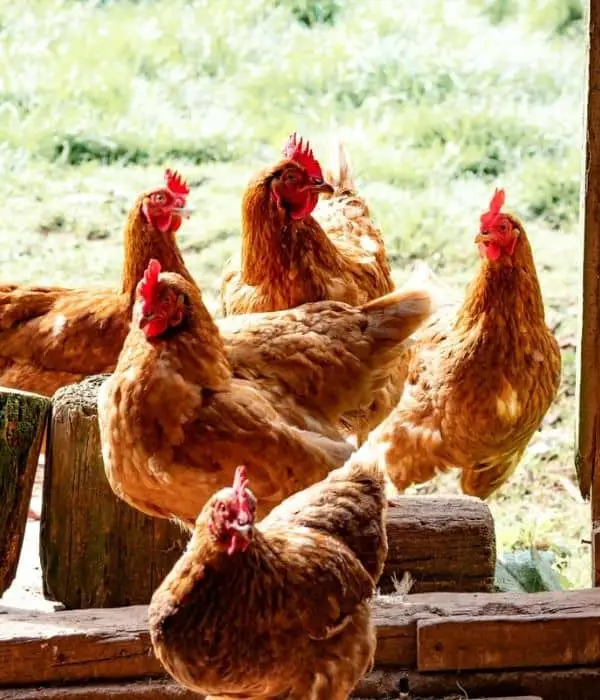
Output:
top-left (220, 134), bottom-right (401, 443)
top-left (367, 189), bottom-right (561, 499)
top-left (0, 170), bottom-right (193, 396)
top-left (98, 259), bottom-right (431, 527)
top-left (148, 449), bottom-right (388, 700)
top-left (220, 133), bottom-right (394, 316)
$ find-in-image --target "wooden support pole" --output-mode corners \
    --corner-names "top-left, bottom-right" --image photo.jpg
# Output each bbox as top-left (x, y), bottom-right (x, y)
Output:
top-left (41, 376), bottom-right (188, 609)
top-left (0, 388), bottom-right (50, 596)
top-left (577, 0), bottom-right (600, 584)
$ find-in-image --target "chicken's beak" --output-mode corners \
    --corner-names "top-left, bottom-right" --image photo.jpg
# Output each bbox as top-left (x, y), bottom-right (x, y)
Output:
top-left (311, 181), bottom-right (335, 196)
top-left (139, 313), bottom-right (155, 330)
top-left (172, 207), bottom-right (193, 219)
top-left (231, 522), bottom-right (253, 540)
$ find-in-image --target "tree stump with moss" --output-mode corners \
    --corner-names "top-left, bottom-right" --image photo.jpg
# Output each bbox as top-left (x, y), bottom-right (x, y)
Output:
top-left (0, 388), bottom-right (51, 596)
top-left (41, 375), bottom-right (187, 610)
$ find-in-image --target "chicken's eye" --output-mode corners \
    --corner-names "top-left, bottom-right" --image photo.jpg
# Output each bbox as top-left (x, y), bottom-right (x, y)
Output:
top-left (153, 193), bottom-right (167, 205)
top-left (284, 171), bottom-right (297, 182)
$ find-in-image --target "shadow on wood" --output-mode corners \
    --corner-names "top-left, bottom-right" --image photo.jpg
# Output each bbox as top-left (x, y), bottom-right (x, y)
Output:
top-left (0, 388), bottom-right (50, 596)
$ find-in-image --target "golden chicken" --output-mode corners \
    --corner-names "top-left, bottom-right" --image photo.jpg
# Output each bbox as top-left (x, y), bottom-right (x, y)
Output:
top-left (149, 453), bottom-right (388, 700)
top-left (368, 189), bottom-right (561, 499)
top-left (98, 259), bottom-right (431, 526)
top-left (220, 132), bottom-right (394, 315)
top-left (220, 134), bottom-right (402, 443)
top-left (0, 170), bottom-right (193, 396)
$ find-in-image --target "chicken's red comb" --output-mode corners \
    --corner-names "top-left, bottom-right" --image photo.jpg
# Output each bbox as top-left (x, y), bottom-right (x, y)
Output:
top-left (138, 258), bottom-right (161, 310)
top-left (480, 188), bottom-right (506, 231)
top-left (282, 132), bottom-right (323, 179)
top-left (232, 465), bottom-right (248, 495)
top-left (164, 169), bottom-right (189, 196)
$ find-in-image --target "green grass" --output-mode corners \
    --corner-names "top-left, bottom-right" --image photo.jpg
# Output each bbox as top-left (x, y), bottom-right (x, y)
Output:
top-left (0, 0), bottom-right (589, 587)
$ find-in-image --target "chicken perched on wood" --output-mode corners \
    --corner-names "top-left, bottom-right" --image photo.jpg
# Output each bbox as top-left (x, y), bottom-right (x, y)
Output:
top-left (368, 189), bottom-right (561, 499)
top-left (220, 132), bottom-right (394, 315)
top-left (0, 170), bottom-right (193, 396)
top-left (98, 259), bottom-right (431, 526)
top-left (149, 452), bottom-right (388, 700)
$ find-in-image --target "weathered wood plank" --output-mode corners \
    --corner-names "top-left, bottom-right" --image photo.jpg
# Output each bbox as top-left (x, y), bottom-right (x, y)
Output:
top-left (1, 590), bottom-right (599, 687)
top-left (0, 679), bottom-right (543, 700)
top-left (400, 667), bottom-right (600, 700)
top-left (0, 681), bottom-right (196, 699)
top-left (41, 376), bottom-right (188, 609)
top-left (417, 613), bottom-right (600, 672)
top-left (0, 389), bottom-right (51, 596)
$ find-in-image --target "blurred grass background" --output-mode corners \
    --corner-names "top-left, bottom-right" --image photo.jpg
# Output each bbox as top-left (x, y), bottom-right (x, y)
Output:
top-left (0, 0), bottom-right (589, 587)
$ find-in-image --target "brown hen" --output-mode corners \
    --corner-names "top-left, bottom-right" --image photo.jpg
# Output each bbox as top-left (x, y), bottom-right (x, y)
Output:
top-left (0, 170), bottom-right (194, 396)
top-left (220, 133), bottom-right (394, 315)
top-left (148, 450), bottom-right (388, 700)
top-left (98, 259), bottom-right (431, 526)
top-left (220, 134), bottom-right (400, 442)
top-left (368, 189), bottom-right (561, 499)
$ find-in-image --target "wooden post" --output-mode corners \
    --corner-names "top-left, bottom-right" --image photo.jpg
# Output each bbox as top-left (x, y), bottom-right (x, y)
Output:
top-left (0, 389), bottom-right (50, 595)
top-left (41, 376), bottom-right (188, 609)
top-left (577, 0), bottom-right (600, 585)
top-left (373, 495), bottom-right (495, 594)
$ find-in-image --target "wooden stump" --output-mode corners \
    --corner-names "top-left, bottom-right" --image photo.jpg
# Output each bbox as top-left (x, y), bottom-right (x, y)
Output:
top-left (41, 376), bottom-right (187, 609)
top-left (376, 495), bottom-right (495, 593)
top-left (0, 388), bottom-right (50, 596)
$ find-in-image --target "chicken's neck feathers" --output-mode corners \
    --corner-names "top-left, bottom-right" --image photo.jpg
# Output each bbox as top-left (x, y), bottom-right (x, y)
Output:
top-left (121, 203), bottom-right (195, 302)
top-left (456, 233), bottom-right (547, 343)
top-left (240, 180), bottom-right (341, 288)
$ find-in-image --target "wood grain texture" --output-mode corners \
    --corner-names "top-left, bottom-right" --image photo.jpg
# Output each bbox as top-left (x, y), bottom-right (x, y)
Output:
top-left (41, 375), bottom-right (188, 609)
top-left (0, 680), bottom-right (543, 700)
top-left (378, 495), bottom-right (495, 593)
top-left (0, 388), bottom-right (50, 595)
top-left (401, 667), bottom-right (600, 700)
top-left (576, 0), bottom-right (600, 506)
top-left (417, 613), bottom-right (600, 671)
top-left (1, 589), bottom-right (599, 687)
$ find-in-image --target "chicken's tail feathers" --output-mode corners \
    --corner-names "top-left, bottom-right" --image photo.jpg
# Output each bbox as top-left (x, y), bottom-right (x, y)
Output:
top-left (323, 139), bottom-right (356, 198)
top-left (361, 287), bottom-right (434, 346)
top-left (338, 439), bottom-right (390, 487)
top-left (399, 260), bottom-right (460, 312)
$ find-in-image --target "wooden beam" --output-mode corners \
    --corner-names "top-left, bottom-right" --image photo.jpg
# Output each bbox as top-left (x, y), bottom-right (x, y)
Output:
top-left (577, 0), bottom-right (600, 577)
top-left (417, 613), bottom-right (600, 672)
top-left (0, 679), bottom-right (544, 700)
top-left (1, 590), bottom-right (599, 687)
top-left (400, 667), bottom-right (600, 700)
